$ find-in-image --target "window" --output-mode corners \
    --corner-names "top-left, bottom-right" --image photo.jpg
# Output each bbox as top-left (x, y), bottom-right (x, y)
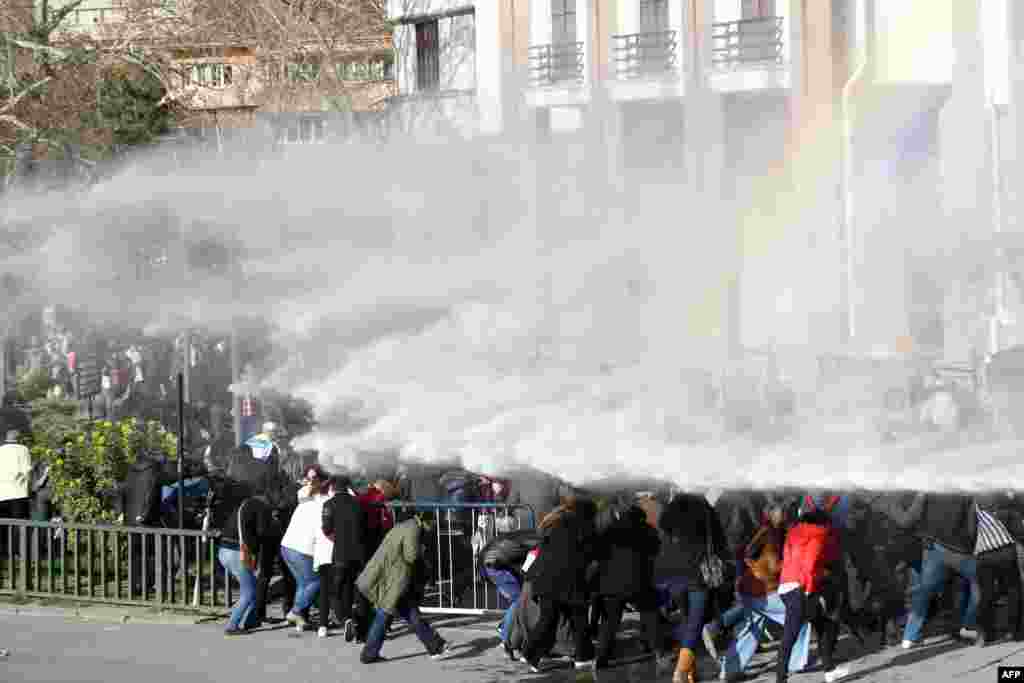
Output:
top-left (336, 58), bottom-right (393, 82)
top-left (187, 63), bottom-right (233, 88)
top-left (639, 0), bottom-right (669, 33)
top-left (287, 61), bottom-right (321, 84)
top-left (552, 0), bottom-right (577, 44)
top-left (280, 117), bottom-right (326, 145)
top-left (416, 20), bottom-right (440, 91)
top-left (741, 0), bottom-right (776, 18)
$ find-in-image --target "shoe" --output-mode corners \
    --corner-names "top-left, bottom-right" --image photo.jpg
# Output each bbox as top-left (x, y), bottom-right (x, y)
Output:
top-left (703, 621), bottom-right (722, 661)
top-left (431, 641), bottom-right (455, 661)
top-left (502, 640), bottom-right (517, 661)
top-left (317, 626), bottom-right (328, 638)
top-left (360, 655), bottom-right (387, 664)
top-left (958, 627), bottom-right (979, 641)
top-left (975, 633), bottom-right (990, 648)
top-left (224, 628), bottom-right (248, 637)
top-left (824, 665), bottom-right (850, 683)
top-left (522, 656), bottom-right (543, 673)
top-left (656, 651), bottom-right (676, 676)
top-left (286, 612), bottom-right (307, 629)
top-left (574, 659), bottom-right (595, 670)
top-left (674, 648), bottom-right (696, 683)
top-left (900, 639), bottom-right (919, 650)
top-left (343, 619), bottom-right (356, 643)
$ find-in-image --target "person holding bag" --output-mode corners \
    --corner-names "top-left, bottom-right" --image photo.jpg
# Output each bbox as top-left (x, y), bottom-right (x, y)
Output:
top-left (218, 495), bottom-right (272, 636)
top-left (654, 492), bottom-right (729, 683)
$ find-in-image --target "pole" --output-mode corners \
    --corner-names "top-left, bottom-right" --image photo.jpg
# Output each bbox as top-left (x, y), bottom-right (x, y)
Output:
top-left (177, 372), bottom-right (185, 530)
top-left (990, 100), bottom-right (1007, 356)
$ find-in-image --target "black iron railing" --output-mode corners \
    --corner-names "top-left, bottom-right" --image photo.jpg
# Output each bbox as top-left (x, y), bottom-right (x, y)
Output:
top-left (612, 30), bottom-right (678, 80)
top-left (528, 42), bottom-right (585, 87)
top-left (711, 16), bottom-right (784, 69)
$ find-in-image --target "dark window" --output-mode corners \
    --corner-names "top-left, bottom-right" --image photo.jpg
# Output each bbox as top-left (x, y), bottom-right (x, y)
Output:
top-left (639, 0), bottom-right (669, 33)
top-left (741, 0), bottom-right (776, 18)
top-left (416, 20), bottom-right (440, 91)
top-left (552, 0), bottom-right (577, 44)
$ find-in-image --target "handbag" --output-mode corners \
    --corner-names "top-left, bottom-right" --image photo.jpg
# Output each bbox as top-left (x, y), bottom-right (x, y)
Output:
top-left (698, 506), bottom-right (726, 589)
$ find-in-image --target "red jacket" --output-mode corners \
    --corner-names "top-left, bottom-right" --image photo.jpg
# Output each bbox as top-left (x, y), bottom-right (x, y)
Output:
top-left (778, 522), bottom-right (840, 594)
top-left (358, 487), bottom-right (394, 533)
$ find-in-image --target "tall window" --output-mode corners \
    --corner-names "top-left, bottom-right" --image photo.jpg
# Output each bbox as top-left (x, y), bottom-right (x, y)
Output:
top-left (416, 20), bottom-right (440, 92)
top-left (639, 0), bottom-right (669, 33)
top-left (552, 0), bottom-right (577, 44)
top-left (187, 63), bottom-right (233, 88)
top-left (741, 0), bottom-right (776, 17)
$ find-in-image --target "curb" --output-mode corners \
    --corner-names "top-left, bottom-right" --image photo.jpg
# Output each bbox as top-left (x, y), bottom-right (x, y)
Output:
top-left (0, 602), bottom-right (216, 627)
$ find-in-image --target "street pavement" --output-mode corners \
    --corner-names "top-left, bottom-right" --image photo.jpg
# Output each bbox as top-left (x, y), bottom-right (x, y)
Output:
top-left (2, 607), bottom-right (1024, 683)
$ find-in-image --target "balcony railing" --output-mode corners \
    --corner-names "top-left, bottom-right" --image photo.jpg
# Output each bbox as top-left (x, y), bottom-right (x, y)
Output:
top-left (528, 42), bottom-right (585, 88)
top-left (612, 30), bottom-right (678, 80)
top-left (711, 17), bottom-right (784, 69)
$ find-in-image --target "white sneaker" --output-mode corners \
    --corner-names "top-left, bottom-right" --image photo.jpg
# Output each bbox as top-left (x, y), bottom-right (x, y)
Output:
top-left (574, 659), bottom-right (595, 670)
top-left (900, 639), bottom-right (918, 650)
top-left (824, 665), bottom-right (850, 683)
top-left (431, 641), bottom-right (456, 661)
top-left (959, 627), bottom-right (979, 641)
top-left (317, 627), bottom-right (328, 639)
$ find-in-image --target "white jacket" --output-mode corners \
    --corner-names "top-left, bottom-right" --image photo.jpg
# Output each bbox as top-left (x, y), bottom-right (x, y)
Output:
top-left (281, 494), bottom-right (329, 558)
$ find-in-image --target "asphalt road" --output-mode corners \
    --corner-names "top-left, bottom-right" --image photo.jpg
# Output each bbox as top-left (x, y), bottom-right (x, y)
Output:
top-left (2, 610), bottom-right (1024, 683)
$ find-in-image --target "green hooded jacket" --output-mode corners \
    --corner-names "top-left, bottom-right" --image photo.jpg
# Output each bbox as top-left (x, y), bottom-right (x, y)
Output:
top-left (356, 518), bottom-right (422, 611)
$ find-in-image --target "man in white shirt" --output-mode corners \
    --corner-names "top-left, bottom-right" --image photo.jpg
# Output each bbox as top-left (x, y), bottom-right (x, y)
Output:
top-left (0, 430), bottom-right (30, 517)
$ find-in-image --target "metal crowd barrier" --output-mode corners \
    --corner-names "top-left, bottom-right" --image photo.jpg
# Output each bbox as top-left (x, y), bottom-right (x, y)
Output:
top-left (385, 501), bottom-right (536, 616)
top-left (0, 518), bottom-right (228, 613)
top-left (0, 501), bottom-right (537, 618)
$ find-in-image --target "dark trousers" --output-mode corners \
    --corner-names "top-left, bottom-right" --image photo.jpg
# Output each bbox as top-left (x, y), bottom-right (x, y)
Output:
top-left (255, 533), bottom-right (295, 621)
top-left (317, 562), bottom-right (365, 631)
top-left (777, 590), bottom-right (839, 683)
top-left (596, 593), bottom-right (660, 666)
top-left (522, 596), bottom-right (595, 664)
top-left (977, 544), bottom-right (1023, 641)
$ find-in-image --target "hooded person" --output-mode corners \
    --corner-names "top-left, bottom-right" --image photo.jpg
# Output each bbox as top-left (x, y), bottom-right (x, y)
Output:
top-left (519, 497), bottom-right (599, 674)
top-left (775, 501), bottom-right (846, 683)
top-left (592, 503), bottom-right (666, 674)
top-left (216, 492), bottom-right (273, 635)
top-left (356, 512), bottom-right (455, 664)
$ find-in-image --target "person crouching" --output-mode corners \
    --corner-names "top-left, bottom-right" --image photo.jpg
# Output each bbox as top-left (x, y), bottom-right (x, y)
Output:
top-left (776, 505), bottom-right (848, 683)
top-left (356, 512), bottom-right (454, 664)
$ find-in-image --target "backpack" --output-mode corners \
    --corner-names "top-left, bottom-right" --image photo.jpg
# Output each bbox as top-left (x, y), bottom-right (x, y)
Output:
top-left (122, 458), bottom-right (163, 526)
top-left (227, 451), bottom-right (288, 509)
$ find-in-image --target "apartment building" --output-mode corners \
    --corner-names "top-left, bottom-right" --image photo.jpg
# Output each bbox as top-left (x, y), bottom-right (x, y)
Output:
top-left (385, 1), bottom-right (1024, 368)
top-left (43, 0), bottom-right (396, 146)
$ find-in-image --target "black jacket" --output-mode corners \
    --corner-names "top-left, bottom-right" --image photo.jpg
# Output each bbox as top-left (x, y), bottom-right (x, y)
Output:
top-left (321, 490), bottom-right (368, 567)
top-left (654, 494), bottom-right (727, 585)
top-left (874, 492), bottom-right (977, 555)
top-left (480, 529), bottom-right (544, 577)
top-left (219, 497), bottom-right (272, 554)
top-left (715, 490), bottom-right (763, 556)
top-left (526, 510), bottom-right (597, 605)
top-left (594, 505), bottom-right (660, 598)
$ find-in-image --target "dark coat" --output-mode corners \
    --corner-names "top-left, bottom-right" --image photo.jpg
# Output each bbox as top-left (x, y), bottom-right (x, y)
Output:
top-left (526, 510), bottom-right (596, 605)
top-left (480, 529), bottom-right (544, 578)
top-left (873, 492), bottom-right (977, 555)
top-left (594, 506), bottom-right (660, 598)
top-left (219, 497), bottom-right (272, 554)
top-left (654, 494), bottom-right (727, 586)
top-left (321, 490), bottom-right (368, 567)
top-left (714, 490), bottom-right (763, 555)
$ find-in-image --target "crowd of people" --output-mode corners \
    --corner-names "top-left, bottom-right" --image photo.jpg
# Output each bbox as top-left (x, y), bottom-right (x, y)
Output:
top-left (205, 435), bottom-right (1024, 683)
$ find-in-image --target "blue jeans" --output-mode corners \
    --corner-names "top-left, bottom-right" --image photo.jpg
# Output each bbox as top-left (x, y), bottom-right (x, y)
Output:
top-left (722, 592), bottom-right (811, 676)
top-left (218, 546), bottom-right (259, 631)
top-left (485, 568), bottom-right (522, 642)
top-left (903, 542), bottom-right (978, 643)
top-left (656, 577), bottom-right (707, 650)
top-left (362, 601), bottom-right (443, 660)
top-left (280, 546), bottom-right (320, 615)
top-left (720, 601), bottom-right (747, 630)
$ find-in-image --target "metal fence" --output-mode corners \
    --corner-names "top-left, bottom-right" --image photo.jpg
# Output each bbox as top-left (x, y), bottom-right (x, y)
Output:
top-left (711, 16), bottom-right (785, 69)
top-left (612, 31), bottom-right (678, 80)
top-left (0, 519), bottom-right (228, 612)
top-left (0, 501), bottom-right (536, 617)
top-left (528, 42), bottom-right (585, 88)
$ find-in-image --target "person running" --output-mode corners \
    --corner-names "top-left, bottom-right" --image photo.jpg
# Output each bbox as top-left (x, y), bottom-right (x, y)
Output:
top-left (321, 475), bottom-right (370, 643)
top-left (279, 466), bottom-right (330, 632)
top-left (356, 512), bottom-right (454, 664)
top-left (519, 496), bottom-right (599, 674)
